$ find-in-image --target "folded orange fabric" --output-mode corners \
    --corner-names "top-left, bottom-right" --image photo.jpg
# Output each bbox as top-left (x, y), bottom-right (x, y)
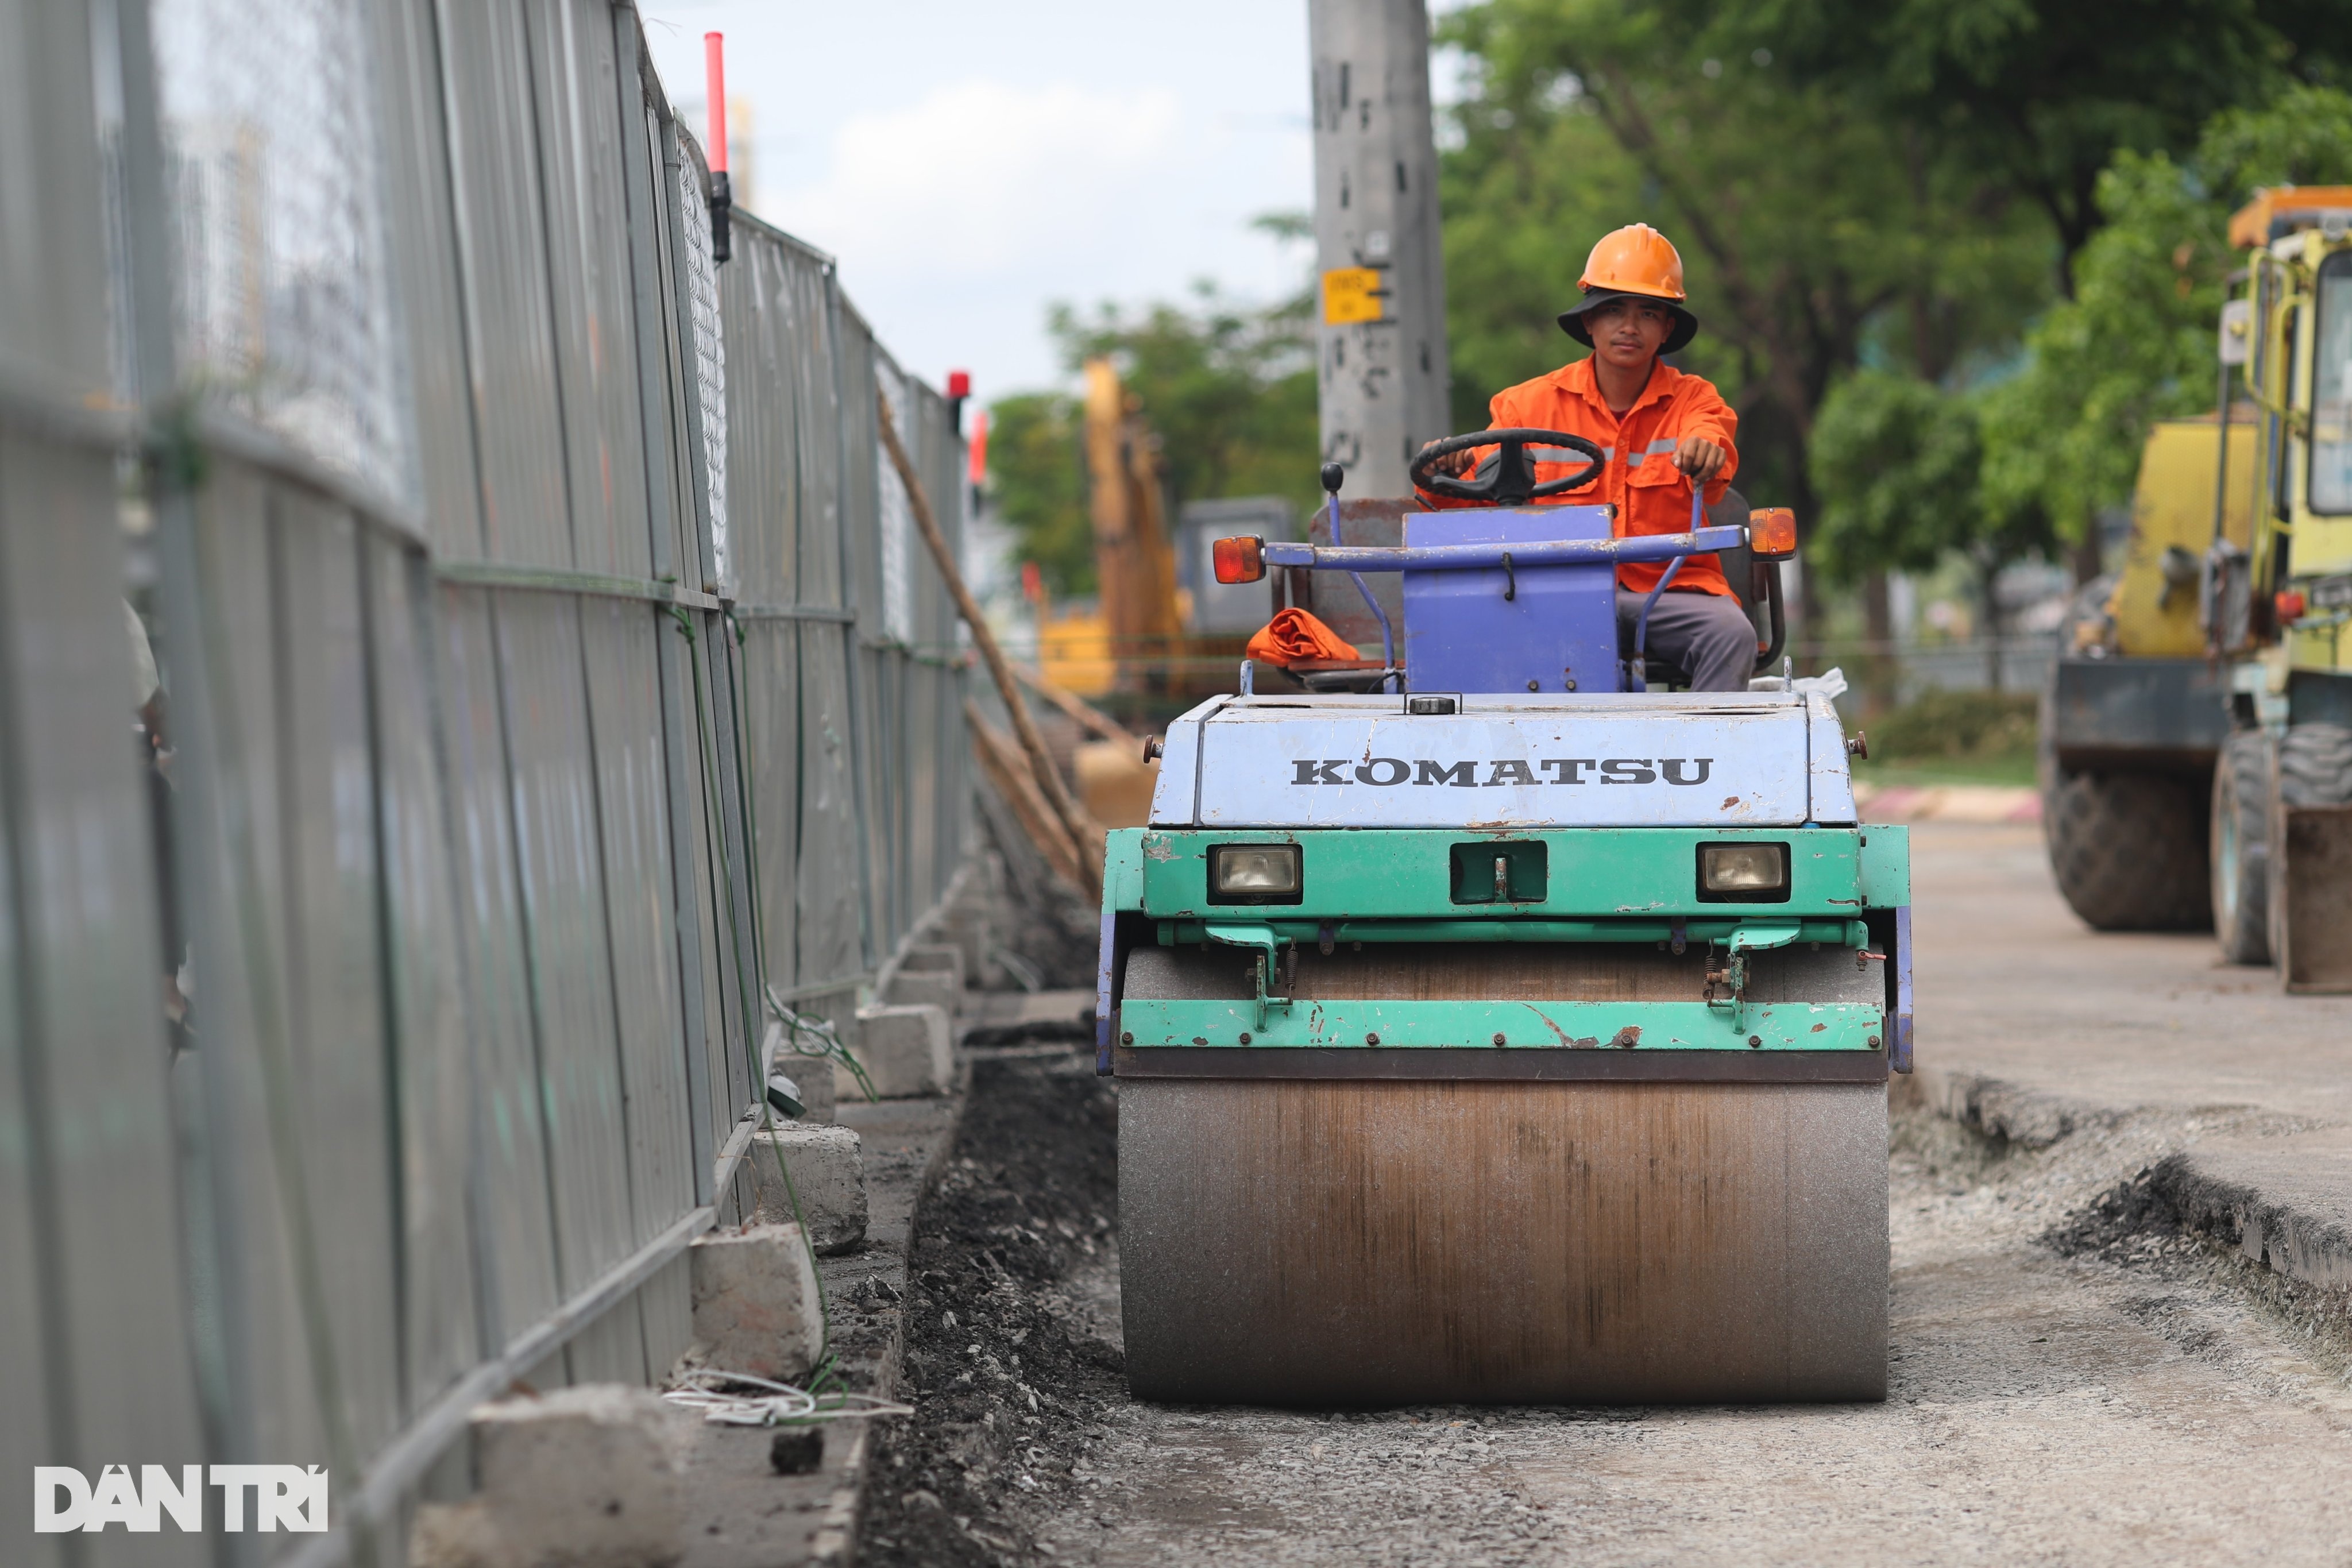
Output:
top-left (1245, 608), bottom-right (1360, 666)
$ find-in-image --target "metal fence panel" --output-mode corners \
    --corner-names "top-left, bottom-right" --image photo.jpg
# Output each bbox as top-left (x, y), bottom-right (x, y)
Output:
top-left (677, 145), bottom-right (731, 596)
top-left (374, 0), bottom-right (485, 560)
top-left (150, 0), bottom-right (416, 514)
top-left (637, 1251), bottom-right (693, 1384)
top-left (523, 0), bottom-right (652, 581)
top-left (3, 6), bottom-right (983, 1557)
top-left (0, 430), bottom-right (210, 1566)
top-left (563, 1291), bottom-right (646, 1386)
top-left (439, 2), bottom-right (573, 566)
top-left (738, 621), bottom-right (802, 995)
top-left (667, 612), bottom-right (736, 1176)
top-left (694, 610), bottom-right (759, 1123)
top-left (640, 108), bottom-right (706, 589)
top-left (0, 666), bottom-right (55, 1568)
top-left (581, 598), bottom-right (694, 1239)
top-left (365, 537), bottom-right (481, 1412)
top-left (187, 456), bottom-right (338, 1482)
top-left (719, 234), bottom-right (797, 608)
top-left (0, 0), bottom-right (112, 397)
top-left (268, 485), bottom-right (404, 1457)
top-left (0, 3), bottom-right (176, 1555)
top-left (791, 247), bottom-right (845, 609)
top-left (837, 307), bottom-right (883, 627)
top-left (437, 585), bottom-right (563, 1339)
top-left (797, 621), bottom-right (867, 991)
top-left (491, 590), bottom-right (635, 1289)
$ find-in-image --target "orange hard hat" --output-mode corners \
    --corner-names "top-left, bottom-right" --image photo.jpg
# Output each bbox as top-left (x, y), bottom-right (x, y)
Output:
top-left (1579, 223), bottom-right (1685, 299)
top-left (1560, 223), bottom-right (1698, 352)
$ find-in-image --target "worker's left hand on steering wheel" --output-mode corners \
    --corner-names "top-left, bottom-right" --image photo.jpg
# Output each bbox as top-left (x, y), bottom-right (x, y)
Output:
top-left (1675, 436), bottom-right (1728, 482)
top-left (1416, 439), bottom-right (1474, 479)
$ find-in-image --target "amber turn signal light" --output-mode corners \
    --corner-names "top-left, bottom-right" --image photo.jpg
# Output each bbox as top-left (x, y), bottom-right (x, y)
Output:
top-left (1747, 508), bottom-right (1797, 560)
top-left (1212, 535), bottom-right (1266, 584)
top-left (2277, 589), bottom-right (2307, 623)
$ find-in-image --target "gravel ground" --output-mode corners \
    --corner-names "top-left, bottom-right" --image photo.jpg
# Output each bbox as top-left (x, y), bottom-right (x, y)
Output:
top-left (862, 1043), bottom-right (2352, 1567)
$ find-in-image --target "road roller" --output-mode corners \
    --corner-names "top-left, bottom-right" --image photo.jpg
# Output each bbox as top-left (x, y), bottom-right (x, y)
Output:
top-left (1095, 435), bottom-right (1911, 1405)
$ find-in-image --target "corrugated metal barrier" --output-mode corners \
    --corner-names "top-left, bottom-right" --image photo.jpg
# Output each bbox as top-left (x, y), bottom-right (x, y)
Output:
top-left (0, 1), bottom-right (971, 1561)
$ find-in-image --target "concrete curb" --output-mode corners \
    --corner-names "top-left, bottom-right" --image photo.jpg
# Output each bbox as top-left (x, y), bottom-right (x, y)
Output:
top-left (2149, 1140), bottom-right (2352, 1293)
top-left (1905, 1061), bottom-right (2122, 1150)
top-left (1913, 1061), bottom-right (2352, 1308)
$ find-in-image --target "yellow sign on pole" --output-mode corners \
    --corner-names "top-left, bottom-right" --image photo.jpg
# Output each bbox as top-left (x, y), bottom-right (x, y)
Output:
top-left (1322, 266), bottom-right (1387, 325)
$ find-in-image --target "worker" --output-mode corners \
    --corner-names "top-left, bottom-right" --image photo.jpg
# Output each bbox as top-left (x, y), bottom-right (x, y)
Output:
top-left (1419, 223), bottom-right (1754, 690)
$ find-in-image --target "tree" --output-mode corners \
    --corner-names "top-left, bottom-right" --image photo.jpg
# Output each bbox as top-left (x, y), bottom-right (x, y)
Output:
top-left (986, 282), bottom-right (1323, 597)
top-left (1980, 86), bottom-right (2352, 564)
top-left (1046, 283), bottom-right (1320, 515)
top-left (987, 392), bottom-right (1092, 595)
top-left (1811, 370), bottom-right (2056, 686)
top-left (1752, 0), bottom-right (2352, 293)
top-left (1437, 0), bottom-right (2052, 656)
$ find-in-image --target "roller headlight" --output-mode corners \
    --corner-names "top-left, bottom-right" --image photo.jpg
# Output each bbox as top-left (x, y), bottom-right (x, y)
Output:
top-left (1697, 842), bottom-right (1789, 902)
top-left (1210, 844), bottom-right (1301, 903)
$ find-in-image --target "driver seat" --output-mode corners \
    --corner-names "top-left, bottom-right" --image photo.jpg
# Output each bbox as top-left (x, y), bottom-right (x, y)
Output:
top-left (1624, 488), bottom-right (1786, 689)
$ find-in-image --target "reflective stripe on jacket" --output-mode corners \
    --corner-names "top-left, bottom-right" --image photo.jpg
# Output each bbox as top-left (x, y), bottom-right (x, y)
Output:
top-left (1419, 356), bottom-right (1739, 597)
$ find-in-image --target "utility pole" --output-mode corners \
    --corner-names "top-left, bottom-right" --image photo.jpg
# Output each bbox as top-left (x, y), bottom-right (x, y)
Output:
top-left (1308, 0), bottom-right (1451, 499)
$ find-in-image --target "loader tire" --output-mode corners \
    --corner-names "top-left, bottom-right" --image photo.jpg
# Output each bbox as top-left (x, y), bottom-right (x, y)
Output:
top-left (2043, 768), bottom-right (2210, 932)
top-left (2276, 722), bottom-right (2352, 808)
top-left (2211, 731), bottom-right (2272, 965)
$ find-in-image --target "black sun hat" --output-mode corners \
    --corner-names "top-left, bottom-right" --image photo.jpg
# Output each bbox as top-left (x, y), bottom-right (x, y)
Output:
top-left (1556, 223), bottom-right (1699, 353)
top-left (1558, 288), bottom-right (1700, 355)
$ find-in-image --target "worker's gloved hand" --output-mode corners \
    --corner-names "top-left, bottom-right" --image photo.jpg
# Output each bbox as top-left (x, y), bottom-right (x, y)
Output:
top-left (1675, 435), bottom-right (1728, 481)
top-left (1417, 439), bottom-right (1476, 479)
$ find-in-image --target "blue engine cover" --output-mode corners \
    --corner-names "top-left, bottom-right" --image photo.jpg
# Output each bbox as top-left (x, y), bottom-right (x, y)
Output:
top-left (1401, 505), bottom-right (1619, 694)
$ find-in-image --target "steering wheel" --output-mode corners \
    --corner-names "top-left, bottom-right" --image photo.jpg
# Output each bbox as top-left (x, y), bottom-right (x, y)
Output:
top-left (1409, 427), bottom-right (1606, 505)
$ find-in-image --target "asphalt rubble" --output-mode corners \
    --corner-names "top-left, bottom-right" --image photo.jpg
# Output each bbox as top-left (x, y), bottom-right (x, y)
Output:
top-left (860, 1044), bottom-right (1125, 1566)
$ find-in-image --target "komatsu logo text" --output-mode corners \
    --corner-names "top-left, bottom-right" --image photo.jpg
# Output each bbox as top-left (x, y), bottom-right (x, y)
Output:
top-left (1291, 757), bottom-right (1714, 786)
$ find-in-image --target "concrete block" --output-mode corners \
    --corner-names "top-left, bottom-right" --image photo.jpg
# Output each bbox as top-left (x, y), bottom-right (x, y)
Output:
top-left (840, 1003), bottom-right (952, 1098)
top-left (411, 1385), bottom-right (683, 1568)
top-left (688, 1225), bottom-right (822, 1381)
top-left (900, 941), bottom-right (967, 991)
top-left (883, 964), bottom-right (960, 1011)
top-left (767, 1052), bottom-right (836, 1123)
top-left (746, 1123), bottom-right (868, 1255)
top-left (939, 906), bottom-right (994, 984)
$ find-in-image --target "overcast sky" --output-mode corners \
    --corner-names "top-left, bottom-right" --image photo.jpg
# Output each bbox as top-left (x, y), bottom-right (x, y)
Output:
top-left (639, 1), bottom-right (1332, 401)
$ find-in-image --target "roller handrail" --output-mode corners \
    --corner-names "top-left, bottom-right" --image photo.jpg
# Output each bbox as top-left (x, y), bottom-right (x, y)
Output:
top-left (1261, 522), bottom-right (1748, 575)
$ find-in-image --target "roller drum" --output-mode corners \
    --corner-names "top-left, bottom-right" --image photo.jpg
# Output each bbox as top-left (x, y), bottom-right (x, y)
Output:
top-left (1115, 944), bottom-right (1890, 1406)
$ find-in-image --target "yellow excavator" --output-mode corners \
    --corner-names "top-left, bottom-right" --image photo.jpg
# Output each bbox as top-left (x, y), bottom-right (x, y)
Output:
top-left (1035, 358), bottom-right (1185, 697)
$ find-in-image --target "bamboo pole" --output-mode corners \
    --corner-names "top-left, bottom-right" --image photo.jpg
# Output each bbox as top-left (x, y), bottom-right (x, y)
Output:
top-left (878, 392), bottom-right (1103, 899)
top-left (1012, 662), bottom-right (1138, 748)
top-left (964, 699), bottom-right (1088, 891)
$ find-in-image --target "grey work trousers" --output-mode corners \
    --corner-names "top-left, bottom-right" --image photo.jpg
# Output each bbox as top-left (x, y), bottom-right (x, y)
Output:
top-left (1616, 587), bottom-right (1758, 692)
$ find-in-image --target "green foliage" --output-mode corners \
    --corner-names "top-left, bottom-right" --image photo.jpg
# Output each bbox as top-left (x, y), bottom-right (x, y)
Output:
top-left (985, 284), bottom-right (1321, 596)
top-left (987, 392), bottom-right (1092, 595)
top-left (1808, 371), bottom-right (1989, 586)
top-left (1861, 688), bottom-right (2038, 762)
top-left (1049, 284), bottom-right (1320, 516)
top-left (1808, 368), bottom-right (2057, 611)
top-left (1980, 85), bottom-right (2352, 544)
top-left (1435, 0), bottom-right (2051, 516)
top-left (1748, 0), bottom-right (2342, 285)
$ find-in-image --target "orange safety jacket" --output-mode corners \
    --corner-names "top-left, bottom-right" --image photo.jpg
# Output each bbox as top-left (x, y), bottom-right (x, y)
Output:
top-left (1418, 356), bottom-right (1739, 597)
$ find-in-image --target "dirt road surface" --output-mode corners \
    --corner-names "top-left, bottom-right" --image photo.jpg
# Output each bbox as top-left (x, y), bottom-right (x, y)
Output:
top-left (867, 826), bottom-right (2352, 1567)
